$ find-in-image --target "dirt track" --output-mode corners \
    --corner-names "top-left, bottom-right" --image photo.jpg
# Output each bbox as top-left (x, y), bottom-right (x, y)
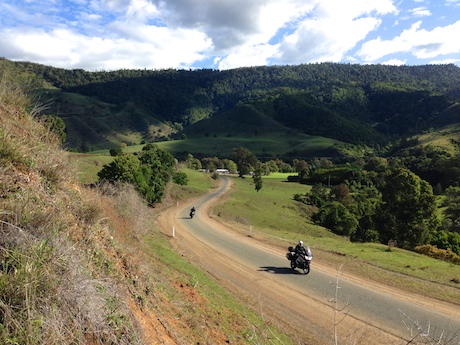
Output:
top-left (157, 177), bottom-right (460, 344)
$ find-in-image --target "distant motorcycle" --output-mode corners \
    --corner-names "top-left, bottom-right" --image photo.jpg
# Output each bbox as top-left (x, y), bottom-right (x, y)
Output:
top-left (286, 246), bottom-right (312, 274)
top-left (190, 207), bottom-right (196, 219)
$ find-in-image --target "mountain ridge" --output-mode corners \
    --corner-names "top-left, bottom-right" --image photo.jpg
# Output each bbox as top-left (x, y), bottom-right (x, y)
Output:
top-left (1, 58), bottom-right (459, 156)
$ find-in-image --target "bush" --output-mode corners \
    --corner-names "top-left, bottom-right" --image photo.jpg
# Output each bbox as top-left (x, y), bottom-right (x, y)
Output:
top-left (414, 244), bottom-right (460, 265)
top-left (172, 171), bottom-right (189, 185)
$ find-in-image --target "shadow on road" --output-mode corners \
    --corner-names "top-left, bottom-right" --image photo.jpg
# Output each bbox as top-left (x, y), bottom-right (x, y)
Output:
top-left (259, 266), bottom-right (302, 274)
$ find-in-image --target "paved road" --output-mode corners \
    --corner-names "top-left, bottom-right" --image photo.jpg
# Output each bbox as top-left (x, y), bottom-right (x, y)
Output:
top-left (173, 176), bottom-right (460, 343)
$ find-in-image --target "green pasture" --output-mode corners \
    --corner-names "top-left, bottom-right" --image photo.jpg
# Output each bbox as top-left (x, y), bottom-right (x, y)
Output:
top-left (154, 135), bottom-right (337, 158)
top-left (212, 174), bottom-right (323, 236)
top-left (417, 124), bottom-right (460, 155)
top-left (82, 131), bottom-right (337, 158)
top-left (71, 153), bottom-right (113, 184)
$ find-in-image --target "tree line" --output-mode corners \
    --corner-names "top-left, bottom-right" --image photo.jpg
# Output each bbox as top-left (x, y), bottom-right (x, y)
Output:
top-left (292, 151), bottom-right (460, 261)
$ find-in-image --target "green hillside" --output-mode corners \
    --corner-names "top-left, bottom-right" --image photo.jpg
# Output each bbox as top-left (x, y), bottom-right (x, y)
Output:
top-left (1, 59), bottom-right (460, 157)
top-left (170, 103), bottom-right (341, 158)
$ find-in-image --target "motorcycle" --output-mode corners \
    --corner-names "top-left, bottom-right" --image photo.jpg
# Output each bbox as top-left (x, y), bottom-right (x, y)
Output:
top-left (286, 246), bottom-right (312, 274)
top-left (190, 208), bottom-right (196, 219)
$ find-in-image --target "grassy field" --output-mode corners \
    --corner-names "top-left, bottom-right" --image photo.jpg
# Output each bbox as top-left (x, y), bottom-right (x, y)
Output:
top-left (93, 134), bottom-right (338, 159)
top-left (416, 123), bottom-right (460, 155)
top-left (71, 153), bottom-right (113, 184)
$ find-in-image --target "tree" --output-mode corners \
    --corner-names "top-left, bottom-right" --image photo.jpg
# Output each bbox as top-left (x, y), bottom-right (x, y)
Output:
top-left (186, 154), bottom-right (202, 170)
top-left (233, 147), bottom-right (259, 177)
top-left (109, 147), bottom-right (123, 156)
top-left (376, 168), bottom-right (439, 250)
top-left (312, 202), bottom-right (358, 237)
top-left (98, 145), bottom-right (177, 205)
top-left (97, 155), bottom-right (140, 183)
top-left (172, 171), bottom-right (188, 185)
top-left (306, 183), bottom-right (329, 207)
top-left (444, 186), bottom-right (460, 233)
top-left (253, 168), bottom-right (263, 192)
top-left (330, 184), bottom-right (351, 203)
top-left (201, 156), bottom-right (220, 171)
top-left (222, 159), bottom-right (237, 173)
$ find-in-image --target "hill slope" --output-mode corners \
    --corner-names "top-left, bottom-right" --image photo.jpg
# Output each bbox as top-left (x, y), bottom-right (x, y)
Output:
top-left (2, 59), bottom-right (460, 156)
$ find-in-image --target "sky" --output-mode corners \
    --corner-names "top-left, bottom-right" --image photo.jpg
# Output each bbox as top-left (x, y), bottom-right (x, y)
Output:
top-left (0, 0), bottom-right (459, 71)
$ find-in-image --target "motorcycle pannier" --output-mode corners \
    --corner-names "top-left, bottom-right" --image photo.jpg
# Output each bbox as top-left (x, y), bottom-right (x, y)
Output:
top-left (286, 252), bottom-right (295, 260)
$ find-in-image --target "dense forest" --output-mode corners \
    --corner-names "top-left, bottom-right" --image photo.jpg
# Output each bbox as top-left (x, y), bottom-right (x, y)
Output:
top-left (2, 58), bottom-right (460, 150)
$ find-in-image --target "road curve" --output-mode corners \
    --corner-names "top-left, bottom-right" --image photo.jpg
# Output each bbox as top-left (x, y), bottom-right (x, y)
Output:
top-left (158, 176), bottom-right (460, 344)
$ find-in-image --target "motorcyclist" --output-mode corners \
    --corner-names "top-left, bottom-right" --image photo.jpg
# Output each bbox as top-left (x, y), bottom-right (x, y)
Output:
top-left (295, 240), bottom-right (308, 256)
top-left (288, 240), bottom-right (312, 274)
top-left (190, 206), bottom-right (196, 218)
top-left (294, 240), bottom-right (309, 264)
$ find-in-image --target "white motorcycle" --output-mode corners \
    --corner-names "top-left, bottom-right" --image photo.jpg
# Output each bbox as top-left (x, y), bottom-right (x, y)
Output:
top-left (286, 246), bottom-right (312, 274)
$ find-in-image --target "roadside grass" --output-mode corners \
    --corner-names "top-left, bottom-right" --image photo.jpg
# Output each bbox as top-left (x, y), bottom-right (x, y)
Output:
top-left (141, 231), bottom-right (294, 344)
top-left (211, 174), bottom-right (460, 305)
top-left (0, 78), bottom-right (143, 344)
top-left (212, 174), bottom-right (329, 238)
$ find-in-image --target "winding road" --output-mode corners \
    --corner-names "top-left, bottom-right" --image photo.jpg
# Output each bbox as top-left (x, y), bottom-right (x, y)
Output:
top-left (158, 176), bottom-right (460, 344)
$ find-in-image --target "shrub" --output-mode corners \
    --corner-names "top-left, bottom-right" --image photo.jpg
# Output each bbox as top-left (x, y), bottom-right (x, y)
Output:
top-left (414, 244), bottom-right (460, 265)
top-left (173, 171), bottom-right (189, 185)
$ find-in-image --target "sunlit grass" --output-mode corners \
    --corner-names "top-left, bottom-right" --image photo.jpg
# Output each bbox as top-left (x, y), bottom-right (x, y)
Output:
top-left (71, 153), bottom-right (113, 184)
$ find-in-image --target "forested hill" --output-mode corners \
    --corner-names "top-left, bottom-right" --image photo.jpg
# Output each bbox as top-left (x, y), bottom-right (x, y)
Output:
top-left (2, 58), bottom-right (460, 150)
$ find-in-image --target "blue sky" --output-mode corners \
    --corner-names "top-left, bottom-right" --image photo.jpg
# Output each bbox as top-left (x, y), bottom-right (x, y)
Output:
top-left (0, 0), bottom-right (459, 71)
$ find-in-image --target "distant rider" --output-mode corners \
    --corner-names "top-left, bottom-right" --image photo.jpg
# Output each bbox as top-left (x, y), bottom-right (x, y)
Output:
top-left (190, 206), bottom-right (196, 218)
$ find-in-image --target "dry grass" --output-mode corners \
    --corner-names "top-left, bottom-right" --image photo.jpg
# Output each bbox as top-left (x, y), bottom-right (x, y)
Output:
top-left (0, 74), bottom-right (143, 344)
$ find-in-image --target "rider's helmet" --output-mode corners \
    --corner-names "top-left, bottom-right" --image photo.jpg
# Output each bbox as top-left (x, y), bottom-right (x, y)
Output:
top-left (298, 240), bottom-right (303, 246)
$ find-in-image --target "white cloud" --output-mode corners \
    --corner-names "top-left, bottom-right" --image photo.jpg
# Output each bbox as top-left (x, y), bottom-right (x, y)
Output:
top-left (0, 24), bottom-right (211, 70)
top-left (217, 44), bottom-right (279, 70)
top-left (277, 0), bottom-right (397, 64)
top-left (382, 58), bottom-right (406, 66)
top-left (358, 20), bottom-right (460, 62)
top-left (411, 7), bottom-right (431, 17)
top-left (0, 0), bottom-right (459, 70)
